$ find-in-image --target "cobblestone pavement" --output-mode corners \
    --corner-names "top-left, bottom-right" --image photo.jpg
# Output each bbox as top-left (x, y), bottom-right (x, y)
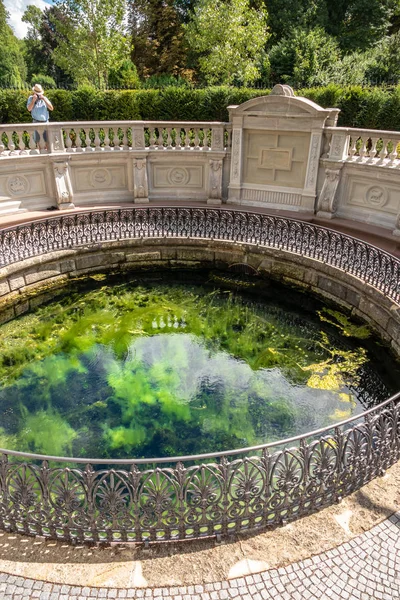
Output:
top-left (1, 512), bottom-right (400, 600)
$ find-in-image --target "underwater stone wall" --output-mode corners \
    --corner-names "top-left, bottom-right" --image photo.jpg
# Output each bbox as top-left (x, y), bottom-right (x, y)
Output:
top-left (1, 237), bottom-right (399, 359)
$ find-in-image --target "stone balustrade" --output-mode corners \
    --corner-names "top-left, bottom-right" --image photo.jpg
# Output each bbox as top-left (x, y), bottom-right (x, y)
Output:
top-left (0, 121), bottom-right (229, 156)
top-left (1, 84), bottom-right (400, 238)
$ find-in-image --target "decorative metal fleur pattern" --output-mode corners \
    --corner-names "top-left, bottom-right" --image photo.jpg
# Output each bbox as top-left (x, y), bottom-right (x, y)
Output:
top-left (0, 207), bottom-right (399, 303)
top-left (0, 206), bottom-right (400, 543)
top-left (0, 399), bottom-right (398, 543)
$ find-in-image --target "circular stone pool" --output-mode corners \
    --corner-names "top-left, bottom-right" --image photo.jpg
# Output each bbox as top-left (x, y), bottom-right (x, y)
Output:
top-left (0, 270), bottom-right (398, 460)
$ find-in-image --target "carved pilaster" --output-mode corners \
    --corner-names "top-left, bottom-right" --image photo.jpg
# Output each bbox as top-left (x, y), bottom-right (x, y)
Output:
top-left (227, 128), bottom-right (243, 202)
top-left (304, 133), bottom-right (322, 193)
top-left (316, 168), bottom-right (342, 219)
top-left (133, 158), bottom-right (149, 203)
top-left (207, 159), bottom-right (223, 205)
top-left (52, 161), bottom-right (74, 209)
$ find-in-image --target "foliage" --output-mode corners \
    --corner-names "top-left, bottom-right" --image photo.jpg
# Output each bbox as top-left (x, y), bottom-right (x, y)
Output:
top-left (268, 27), bottom-right (340, 88)
top-left (3, 84), bottom-right (400, 129)
top-left (0, 275), bottom-right (384, 459)
top-left (128, 0), bottom-right (189, 78)
top-left (52, 0), bottom-right (130, 88)
top-left (30, 73), bottom-right (57, 89)
top-left (184, 0), bottom-right (269, 85)
top-left (0, 0), bottom-right (27, 87)
top-left (108, 60), bottom-right (141, 90)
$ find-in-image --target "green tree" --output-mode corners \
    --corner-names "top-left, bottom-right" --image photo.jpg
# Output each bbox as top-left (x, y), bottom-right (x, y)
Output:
top-left (53, 0), bottom-right (130, 88)
top-left (185, 0), bottom-right (269, 85)
top-left (268, 27), bottom-right (340, 88)
top-left (22, 5), bottom-right (48, 81)
top-left (128, 0), bottom-right (189, 78)
top-left (324, 0), bottom-right (392, 52)
top-left (0, 0), bottom-right (27, 87)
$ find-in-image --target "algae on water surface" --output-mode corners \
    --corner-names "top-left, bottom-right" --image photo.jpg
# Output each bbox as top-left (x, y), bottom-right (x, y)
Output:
top-left (0, 273), bottom-right (396, 459)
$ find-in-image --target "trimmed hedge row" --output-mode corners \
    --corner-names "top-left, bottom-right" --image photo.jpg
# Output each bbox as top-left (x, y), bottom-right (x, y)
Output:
top-left (1, 84), bottom-right (400, 130)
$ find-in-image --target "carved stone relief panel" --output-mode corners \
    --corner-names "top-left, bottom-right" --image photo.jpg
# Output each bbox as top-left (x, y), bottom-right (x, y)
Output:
top-left (243, 130), bottom-right (310, 188)
top-left (7, 175), bottom-right (30, 196)
top-left (73, 165), bottom-right (126, 192)
top-left (0, 171), bottom-right (46, 199)
top-left (346, 179), bottom-right (396, 213)
top-left (152, 165), bottom-right (203, 189)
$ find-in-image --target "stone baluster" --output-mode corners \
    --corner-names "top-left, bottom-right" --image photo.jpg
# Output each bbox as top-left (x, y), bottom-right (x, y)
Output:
top-left (389, 139), bottom-right (400, 165)
top-left (103, 128), bottom-right (111, 151)
top-left (349, 137), bottom-right (358, 159)
top-left (203, 128), bottom-right (210, 150)
top-left (94, 128), bottom-right (102, 151)
top-left (176, 128), bottom-right (183, 150)
top-left (122, 128), bottom-right (129, 150)
top-left (184, 128), bottom-right (191, 150)
top-left (85, 129), bottom-right (93, 152)
top-left (13, 130), bottom-right (23, 155)
top-left (37, 127), bottom-right (47, 153)
top-left (166, 127), bottom-right (173, 150)
top-left (75, 129), bottom-right (83, 152)
top-left (149, 128), bottom-right (157, 149)
top-left (377, 137), bottom-right (388, 163)
top-left (193, 129), bottom-right (200, 150)
top-left (368, 136), bottom-right (379, 161)
top-left (157, 128), bottom-right (164, 150)
top-left (358, 137), bottom-right (367, 160)
top-left (28, 129), bottom-right (38, 154)
top-left (65, 129), bottom-right (73, 151)
top-left (7, 132), bottom-right (15, 154)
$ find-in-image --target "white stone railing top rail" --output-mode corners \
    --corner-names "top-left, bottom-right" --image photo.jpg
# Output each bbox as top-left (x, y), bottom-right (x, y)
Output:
top-left (0, 120), bottom-right (230, 157)
top-left (325, 126), bottom-right (400, 165)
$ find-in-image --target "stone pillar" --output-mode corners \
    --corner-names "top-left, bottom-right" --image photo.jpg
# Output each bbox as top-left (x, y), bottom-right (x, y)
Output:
top-left (316, 167), bottom-right (342, 219)
top-left (132, 127), bottom-right (146, 150)
top-left (207, 159), bottom-right (223, 205)
top-left (47, 125), bottom-right (65, 154)
top-left (211, 126), bottom-right (225, 151)
top-left (328, 131), bottom-right (350, 161)
top-left (52, 160), bottom-right (74, 209)
top-left (133, 158), bottom-right (149, 203)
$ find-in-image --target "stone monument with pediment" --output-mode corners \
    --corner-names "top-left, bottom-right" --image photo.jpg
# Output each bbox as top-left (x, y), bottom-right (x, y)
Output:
top-left (227, 85), bottom-right (339, 212)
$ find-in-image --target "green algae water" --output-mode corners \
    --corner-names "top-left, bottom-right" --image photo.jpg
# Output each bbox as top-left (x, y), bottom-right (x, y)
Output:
top-left (0, 271), bottom-right (398, 459)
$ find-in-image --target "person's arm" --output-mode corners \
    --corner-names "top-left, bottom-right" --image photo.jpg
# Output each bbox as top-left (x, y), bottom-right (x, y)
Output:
top-left (42, 96), bottom-right (53, 111)
top-left (27, 94), bottom-right (37, 112)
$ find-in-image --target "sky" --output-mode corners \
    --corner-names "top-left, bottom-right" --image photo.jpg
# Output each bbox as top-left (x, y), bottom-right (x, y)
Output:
top-left (5, 0), bottom-right (53, 39)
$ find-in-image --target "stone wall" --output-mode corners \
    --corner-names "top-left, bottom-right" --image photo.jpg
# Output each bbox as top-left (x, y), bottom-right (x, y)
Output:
top-left (1, 238), bottom-right (399, 358)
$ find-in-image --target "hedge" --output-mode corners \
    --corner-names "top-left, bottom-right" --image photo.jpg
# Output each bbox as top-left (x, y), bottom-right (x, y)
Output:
top-left (2, 84), bottom-right (400, 130)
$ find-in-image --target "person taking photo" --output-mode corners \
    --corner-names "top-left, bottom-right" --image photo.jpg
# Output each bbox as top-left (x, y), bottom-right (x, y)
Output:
top-left (26, 83), bottom-right (54, 146)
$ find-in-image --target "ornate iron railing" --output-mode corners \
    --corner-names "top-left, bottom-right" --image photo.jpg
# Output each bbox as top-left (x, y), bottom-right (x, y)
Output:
top-left (0, 206), bottom-right (400, 543)
top-left (1, 206), bottom-right (399, 303)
